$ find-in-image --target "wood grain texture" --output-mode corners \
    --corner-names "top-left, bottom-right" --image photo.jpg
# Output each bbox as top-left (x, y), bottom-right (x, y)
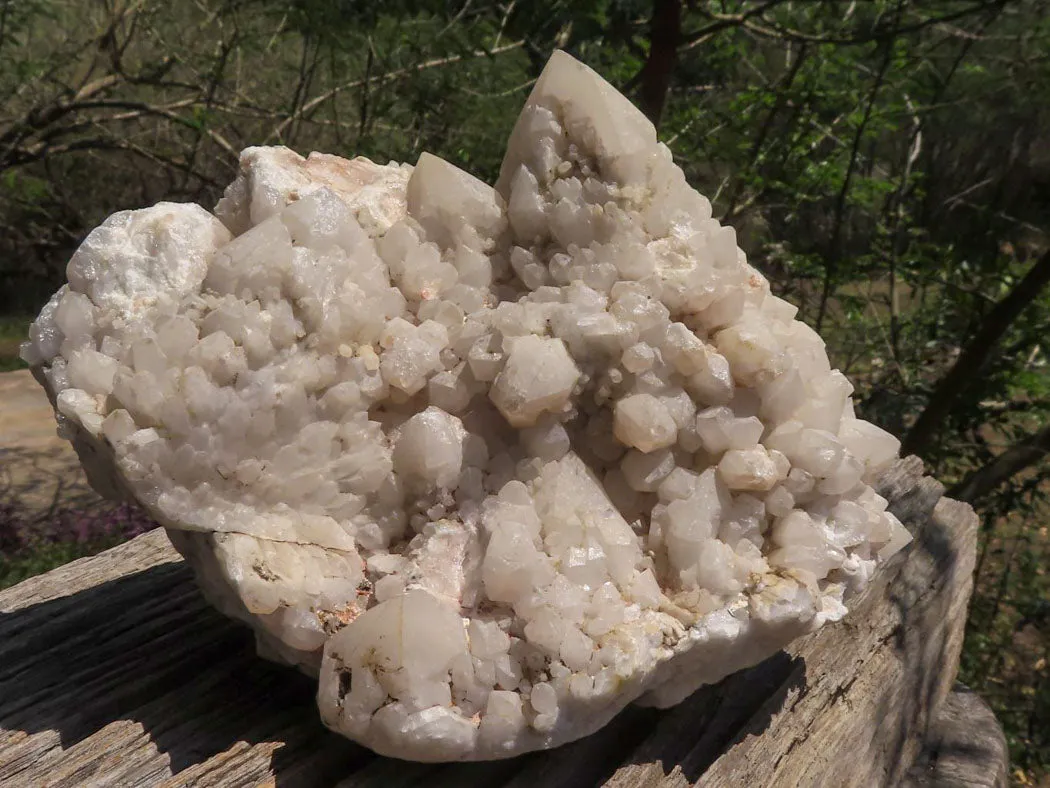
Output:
top-left (0, 458), bottom-right (1006, 787)
top-left (903, 685), bottom-right (1009, 788)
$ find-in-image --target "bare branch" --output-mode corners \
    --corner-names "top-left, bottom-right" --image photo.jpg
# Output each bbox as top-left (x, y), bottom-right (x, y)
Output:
top-left (732, 1), bottom-right (1002, 46)
top-left (264, 40), bottom-right (525, 145)
top-left (815, 6), bottom-right (900, 332)
top-left (903, 249), bottom-right (1050, 456)
top-left (722, 41), bottom-right (810, 221)
top-left (678, 0), bottom-right (794, 51)
top-left (951, 421), bottom-right (1050, 502)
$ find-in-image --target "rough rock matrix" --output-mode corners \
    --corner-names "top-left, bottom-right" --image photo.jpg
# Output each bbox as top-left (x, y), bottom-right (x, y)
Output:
top-left (23, 51), bottom-right (911, 761)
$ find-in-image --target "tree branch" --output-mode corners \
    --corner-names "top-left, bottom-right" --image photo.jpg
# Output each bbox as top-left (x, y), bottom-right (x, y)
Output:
top-left (678, 0), bottom-right (794, 51)
top-left (903, 249), bottom-right (1050, 456)
top-left (815, 11), bottom-right (899, 332)
top-left (264, 40), bottom-right (524, 145)
top-left (734, 1), bottom-right (1002, 46)
top-left (722, 41), bottom-right (809, 220)
top-left (950, 421), bottom-right (1050, 502)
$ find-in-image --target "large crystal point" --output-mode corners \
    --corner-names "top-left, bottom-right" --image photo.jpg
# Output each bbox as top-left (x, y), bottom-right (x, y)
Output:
top-left (23, 51), bottom-right (910, 761)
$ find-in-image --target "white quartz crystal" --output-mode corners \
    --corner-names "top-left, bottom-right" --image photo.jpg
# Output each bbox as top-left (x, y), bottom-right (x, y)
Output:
top-left (23, 50), bottom-right (912, 762)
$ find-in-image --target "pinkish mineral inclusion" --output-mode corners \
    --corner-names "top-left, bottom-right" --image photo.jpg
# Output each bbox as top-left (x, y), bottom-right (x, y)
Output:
top-left (23, 51), bottom-right (910, 761)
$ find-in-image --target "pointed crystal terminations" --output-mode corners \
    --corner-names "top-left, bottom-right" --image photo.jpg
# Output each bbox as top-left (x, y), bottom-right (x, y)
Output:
top-left (23, 51), bottom-right (910, 761)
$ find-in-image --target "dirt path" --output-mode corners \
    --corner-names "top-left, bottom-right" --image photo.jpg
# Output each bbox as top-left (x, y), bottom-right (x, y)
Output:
top-left (0, 369), bottom-right (101, 518)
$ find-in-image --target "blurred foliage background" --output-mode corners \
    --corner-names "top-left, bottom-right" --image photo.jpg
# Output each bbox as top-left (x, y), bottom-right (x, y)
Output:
top-left (0, 0), bottom-right (1048, 780)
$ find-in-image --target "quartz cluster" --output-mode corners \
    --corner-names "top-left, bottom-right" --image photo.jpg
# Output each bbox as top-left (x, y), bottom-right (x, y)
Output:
top-left (23, 51), bottom-right (911, 761)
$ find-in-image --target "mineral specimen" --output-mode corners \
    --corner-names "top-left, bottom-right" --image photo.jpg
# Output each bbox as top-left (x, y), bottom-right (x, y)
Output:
top-left (23, 50), bottom-right (911, 761)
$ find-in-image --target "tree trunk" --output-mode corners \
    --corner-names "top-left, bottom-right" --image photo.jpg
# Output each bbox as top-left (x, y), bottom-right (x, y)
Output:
top-left (636, 0), bottom-right (682, 129)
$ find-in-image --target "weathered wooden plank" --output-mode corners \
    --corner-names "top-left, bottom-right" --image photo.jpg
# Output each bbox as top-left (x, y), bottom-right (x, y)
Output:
top-left (903, 685), bottom-right (1009, 788)
top-left (0, 530), bottom-right (364, 788)
top-left (0, 527), bottom-right (177, 612)
top-left (695, 485), bottom-right (979, 786)
top-left (0, 458), bottom-right (999, 787)
top-left (601, 458), bottom-right (974, 788)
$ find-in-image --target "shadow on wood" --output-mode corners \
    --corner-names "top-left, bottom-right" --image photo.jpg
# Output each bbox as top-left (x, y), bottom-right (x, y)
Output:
top-left (872, 465), bottom-right (965, 783)
top-left (904, 684), bottom-right (1009, 787)
top-left (0, 458), bottom-right (1006, 787)
top-left (877, 499), bottom-right (962, 780)
top-left (0, 556), bottom-right (798, 786)
top-left (0, 561), bottom-right (364, 785)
